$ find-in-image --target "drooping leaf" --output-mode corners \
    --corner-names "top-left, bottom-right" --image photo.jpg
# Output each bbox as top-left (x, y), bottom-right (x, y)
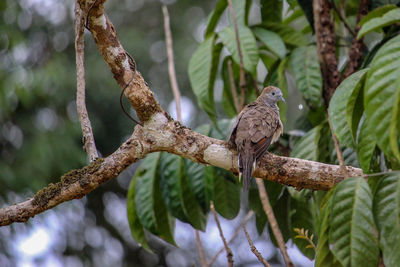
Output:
top-left (357, 116), bottom-right (377, 172)
top-left (204, 0), bottom-right (227, 38)
top-left (261, 22), bottom-right (308, 47)
top-left (329, 69), bottom-right (368, 148)
top-left (373, 174), bottom-right (400, 266)
top-left (219, 25), bottom-right (259, 74)
top-left (364, 34), bottom-right (400, 162)
top-left (253, 27), bottom-right (287, 59)
top-left (358, 8), bottom-right (400, 39)
top-left (390, 82), bottom-right (400, 162)
top-left (135, 153), bottom-right (176, 245)
top-left (290, 46), bottom-right (322, 108)
top-left (315, 189), bottom-right (343, 267)
top-left (185, 159), bottom-right (212, 213)
top-left (297, 0), bottom-right (314, 31)
top-left (291, 124), bottom-right (322, 161)
top-left (260, 0), bottom-right (282, 22)
top-left (270, 190), bottom-right (291, 245)
top-left (127, 173), bottom-right (151, 251)
top-left (188, 35), bottom-right (222, 123)
top-left (329, 177), bottom-right (379, 267)
top-left (212, 167), bottom-right (240, 219)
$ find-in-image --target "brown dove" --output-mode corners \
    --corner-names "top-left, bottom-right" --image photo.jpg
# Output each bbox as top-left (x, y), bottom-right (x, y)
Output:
top-left (229, 86), bottom-right (285, 190)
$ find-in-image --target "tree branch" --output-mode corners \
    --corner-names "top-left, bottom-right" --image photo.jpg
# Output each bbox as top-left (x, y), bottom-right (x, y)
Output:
top-left (195, 230), bottom-right (208, 267)
top-left (242, 225), bottom-right (271, 267)
top-left (313, 0), bottom-right (341, 106)
top-left (0, 0), bottom-right (364, 227)
top-left (211, 202), bottom-right (234, 267)
top-left (162, 5), bottom-right (182, 122)
top-left (227, 0), bottom-right (246, 109)
top-left (343, 0), bottom-right (369, 78)
top-left (75, 0), bottom-right (98, 161)
top-left (256, 178), bottom-right (293, 267)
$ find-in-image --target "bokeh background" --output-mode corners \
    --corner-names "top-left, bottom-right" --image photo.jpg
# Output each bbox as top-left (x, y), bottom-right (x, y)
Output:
top-left (0, 0), bottom-right (311, 266)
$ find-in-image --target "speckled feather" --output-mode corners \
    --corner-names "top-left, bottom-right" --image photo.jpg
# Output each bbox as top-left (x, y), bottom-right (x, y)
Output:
top-left (229, 86), bottom-right (284, 190)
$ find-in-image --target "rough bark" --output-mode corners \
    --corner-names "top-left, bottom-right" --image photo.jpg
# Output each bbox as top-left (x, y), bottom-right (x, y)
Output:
top-left (313, 0), bottom-right (341, 106)
top-left (343, 0), bottom-right (369, 78)
top-left (0, 0), bottom-right (364, 227)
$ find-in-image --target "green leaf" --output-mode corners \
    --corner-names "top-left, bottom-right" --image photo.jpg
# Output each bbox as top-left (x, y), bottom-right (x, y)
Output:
top-left (359, 4), bottom-right (397, 27)
top-left (261, 22), bottom-right (308, 47)
top-left (253, 27), bottom-right (287, 59)
top-left (329, 69), bottom-right (368, 148)
top-left (297, 0), bottom-right (314, 31)
top-left (204, 0), bottom-right (227, 38)
top-left (364, 34), bottom-right (400, 162)
top-left (270, 190), bottom-right (291, 245)
top-left (329, 177), bottom-right (379, 267)
top-left (127, 173), bottom-right (151, 251)
top-left (135, 153), bottom-right (176, 245)
top-left (159, 153), bottom-right (190, 223)
top-left (185, 159), bottom-right (212, 213)
top-left (219, 25), bottom-right (259, 74)
top-left (231, 0), bottom-right (246, 25)
top-left (316, 190), bottom-right (343, 267)
top-left (373, 174), bottom-right (400, 266)
top-left (290, 46), bottom-right (322, 108)
top-left (159, 153), bottom-right (207, 230)
top-left (221, 57), bottom-right (239, 117)
top-left (390, 82), bottom-right (400, 162)
top-left (291, 124), bottom-right (322, 161)
top-left (358, 8), bottom-right (400, 39)
top-left (260, 0), bottom-right (282, 22)
top-left (212, 167), bottom-right (240, 219)
top-left (357, 116), bottom-right (377, 172)
top-left (188, 35), bottom-right (222, 123)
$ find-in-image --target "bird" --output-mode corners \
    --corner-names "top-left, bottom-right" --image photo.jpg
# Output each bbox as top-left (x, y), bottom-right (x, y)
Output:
top-left (228, 86), bottom-right (285, 190)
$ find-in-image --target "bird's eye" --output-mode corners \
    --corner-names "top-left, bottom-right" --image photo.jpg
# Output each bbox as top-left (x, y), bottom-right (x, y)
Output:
top-left (272, 92), bottom-right (275, 96)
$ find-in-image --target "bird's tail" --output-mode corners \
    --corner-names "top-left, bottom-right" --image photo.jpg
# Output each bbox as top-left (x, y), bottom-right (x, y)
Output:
top-left (239, 152), bottom-right (254, 190)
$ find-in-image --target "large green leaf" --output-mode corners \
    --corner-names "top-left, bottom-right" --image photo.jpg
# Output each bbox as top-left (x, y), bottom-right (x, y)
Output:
top-left (359, 4), bottom-right (397, 27)
top-left (188, 35), bottom-right (222, 122)
top-left (390, 82), bottom-right (400, 162)
top-left (159, 153), bottom-right (207, 231)
top-left (329, 177), bottom-right (379, 267)
top-left (373, 174), bottom-right (400, 266)
top-left (261, 22), bottom-right (308, 47)
top-left (253, 27), bottom-right (286, 59)
top-left (358, 8), bottom-right (400, 39)
top-left (231, 0), bottom-right (246, 25)
top-left (329, 69), bottom-right (368, 148)
top-left (212, 167), bottom-right (240, 219)
top-left (219, 25), bottom-right (259, 74)
top-left (364, 34), bottom-right (400, 162)
top-left (270, 190), bottom-right (291, 245)
top-left (291, 124), bottom-right (322, 161)
top-left (159, 153), bottom-right (189, 223)
top-left (357, 116), bottom-right (377, 172)
top-left (135, 153), bottom-right (176, 245)
top-left (204, 0), bottom-right (227, 38)
top-left (127, 173), bottom-right (151, 251)
top-left (316, 190), bottom-right (343, 267)
top-left (290, 46), bottom-right (322, 108)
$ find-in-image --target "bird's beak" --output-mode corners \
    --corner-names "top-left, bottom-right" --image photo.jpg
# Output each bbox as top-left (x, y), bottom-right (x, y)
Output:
top-left (280, 96), bottom-right (286, 102)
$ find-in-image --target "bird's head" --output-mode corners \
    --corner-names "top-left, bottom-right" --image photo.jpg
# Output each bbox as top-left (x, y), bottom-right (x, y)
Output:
top-left (258, 86), bottom-right (285, 106)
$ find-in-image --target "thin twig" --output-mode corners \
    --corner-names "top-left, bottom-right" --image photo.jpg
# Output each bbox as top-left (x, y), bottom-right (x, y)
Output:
top-left (75, 0), bottom-right (98, 162)
top-left (330, 0), bottom-right (356, 37)
top-left (162, 5), bottom-right (182, 122)
top-left (328, 116), bottom-right (349, 177)
top-left (208, 211), bottom-right (254, 266)
top-left (250, 75), bottom-right (261, 96)
top-left (227, 0), bottom-right (246, 109)
top-left (255, 178), bottom-right (294, 267)
top-left (227, 59), bottom-right (241, 113)
top-left (242, 225), bottom-right (272, 267)
top-left (195, 230), bottom-right (208, 267)
top-left (210, 201), bottom-right (234, 267)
